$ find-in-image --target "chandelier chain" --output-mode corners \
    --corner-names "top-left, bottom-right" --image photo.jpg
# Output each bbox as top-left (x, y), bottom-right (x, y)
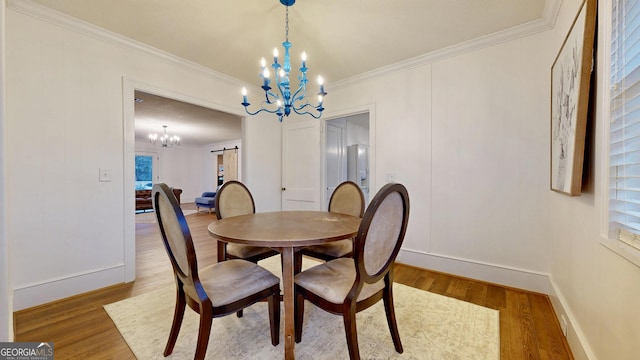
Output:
top-left (285, 6), bottom-right (289, 42)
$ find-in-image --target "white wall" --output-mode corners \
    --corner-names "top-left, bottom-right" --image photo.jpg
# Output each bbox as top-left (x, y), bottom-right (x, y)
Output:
top-left (546, 1), bottom-right (640, 359)
top-left (328, 35), bottom-right (555, 292)
top-left (0, 0), bottom-right (12, 342)
top-left (4, 2), bottom-right (280, 310)
top-left (135, 141), bottom-right (213, 203)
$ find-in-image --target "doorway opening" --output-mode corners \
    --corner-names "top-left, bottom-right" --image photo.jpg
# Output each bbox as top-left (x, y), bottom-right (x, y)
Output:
top-left (124, 80), bottom-right (245, 283)
top-left (325, 112), bottom-right (370, 207)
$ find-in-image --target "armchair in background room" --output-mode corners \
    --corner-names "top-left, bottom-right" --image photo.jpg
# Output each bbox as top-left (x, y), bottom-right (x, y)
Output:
top-left (195, 191), bottom-right (217, 213)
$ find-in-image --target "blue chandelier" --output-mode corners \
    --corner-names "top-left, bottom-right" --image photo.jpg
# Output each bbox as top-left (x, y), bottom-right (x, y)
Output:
top-left (241, 0), bottom-right (327, 122)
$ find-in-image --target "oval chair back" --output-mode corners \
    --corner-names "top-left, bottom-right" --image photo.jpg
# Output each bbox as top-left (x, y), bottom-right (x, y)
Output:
top-left (215, 180), bottom-right (256, 219)
top-left (328, 181), bottom-right (365, 218)
top-left (213, 180), bottom-right (279, 266)
top-left (154, 183), bottom-right (201, 301)
top-left (353, 182), bottom-right (409, 283)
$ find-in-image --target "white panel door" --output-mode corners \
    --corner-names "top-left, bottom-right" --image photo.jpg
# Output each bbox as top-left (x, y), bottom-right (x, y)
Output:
top-left (282, 120), bottom-right (321, 210)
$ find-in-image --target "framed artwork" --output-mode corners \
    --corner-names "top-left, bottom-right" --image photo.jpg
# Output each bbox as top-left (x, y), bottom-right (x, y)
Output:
top-left (550, 0), bottom-right (597, 196)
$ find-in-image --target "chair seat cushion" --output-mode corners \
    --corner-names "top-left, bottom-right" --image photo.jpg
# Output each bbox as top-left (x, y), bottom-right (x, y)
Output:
top-left (227, 243), bottom-right (275, 259)
top-left (295, 258), bottom-right (384, 304)
top-left (302, 239), bottom-right (352, 258)
top-left (199, 259), bottom-right (279, 306)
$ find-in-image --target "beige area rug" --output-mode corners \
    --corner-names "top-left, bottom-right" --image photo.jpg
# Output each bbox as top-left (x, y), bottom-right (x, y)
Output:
top-left (135, 210), bottom-right (197, 224)
top-left (104, 257), bottom-right (499, 359)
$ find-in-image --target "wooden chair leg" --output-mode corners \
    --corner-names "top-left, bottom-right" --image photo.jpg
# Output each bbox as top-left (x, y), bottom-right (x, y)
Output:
top-left (383, 286), bottom-right (403, 353)
top-left (342, 307), bottom-right (360, 360)
top-left (164, 289), bottom-right (186, 356)
top-left (293, 252), bottom-right (303, 274)
top-left (194, 307), bottom-right (213, 360)
top-left (268, 290), bottom-right (281, 346)
top-left (294, 292), bottom-right (305, 343)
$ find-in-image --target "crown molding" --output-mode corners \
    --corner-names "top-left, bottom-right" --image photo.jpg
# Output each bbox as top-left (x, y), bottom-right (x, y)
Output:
top-left (6, 0), bottom-right (242, 87)
top-left (7, 0), bottom-right (562, 91)
top-left (330, 0), bottom-right (562, 90)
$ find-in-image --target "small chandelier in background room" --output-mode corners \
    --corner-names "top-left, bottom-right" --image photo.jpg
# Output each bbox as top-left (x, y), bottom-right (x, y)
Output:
top-left (149, 125), bottom-right (180, 147)
top-left (241, 0), bottom-right (327, 122)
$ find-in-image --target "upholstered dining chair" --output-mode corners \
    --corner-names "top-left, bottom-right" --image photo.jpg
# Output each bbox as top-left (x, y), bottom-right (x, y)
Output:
top-left (294, 183), bottom-right (409, 360)
top-left (294, 181), bottom-right (365, 273)
top-left (214, 180), bottom-right (279, 264)
top-left (152, 183), bottom-right (281, 360)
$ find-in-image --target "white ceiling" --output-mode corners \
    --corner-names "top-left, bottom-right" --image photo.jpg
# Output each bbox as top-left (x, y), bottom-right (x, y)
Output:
top-left (28, 0), bottom-right (550, 145)
top-left (134, 91), bottom-right (242, 146)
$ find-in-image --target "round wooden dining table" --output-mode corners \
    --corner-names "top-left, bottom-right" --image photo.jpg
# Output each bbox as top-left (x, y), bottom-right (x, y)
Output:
top-left (208, 211), bottom-right (361, 360)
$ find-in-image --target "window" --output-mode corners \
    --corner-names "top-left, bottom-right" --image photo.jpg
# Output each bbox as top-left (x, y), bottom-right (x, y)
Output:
top-left (608, 0), bottom-right (640, 263)
top-left (135, 154), bottom-right (154, 190)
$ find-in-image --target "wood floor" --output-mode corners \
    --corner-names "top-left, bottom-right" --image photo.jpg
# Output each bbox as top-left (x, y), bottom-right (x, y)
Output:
top-left (14, 204), bottom-right (573, 359)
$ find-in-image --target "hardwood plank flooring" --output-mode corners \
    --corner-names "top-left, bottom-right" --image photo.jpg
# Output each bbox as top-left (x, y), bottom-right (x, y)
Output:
top-left (14, 204), bottom-right (573, 359)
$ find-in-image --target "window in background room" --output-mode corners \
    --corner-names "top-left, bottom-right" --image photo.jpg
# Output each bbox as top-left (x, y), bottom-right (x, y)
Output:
top-left (135, 154), bottom-right (154, 190)
top-left (608, 0), bottom-right (640, 263)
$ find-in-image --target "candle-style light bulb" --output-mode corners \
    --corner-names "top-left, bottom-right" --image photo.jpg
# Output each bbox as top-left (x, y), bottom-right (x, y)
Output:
top-left (241, 87), bottom-right (249, 106)
top-left (260, 57), bottom-right (267, 68)
top-left (318, 75), bottom-right (325, 94)
top-left (318, 95), bottom-right (323, 103)
top-left (279, 69), bottom-right (285, 78)
top-left (273, 48), bottom-right (279, 64)
top-left (301, 52), bottom-right (307, 68)
top-left (261, 68), bottom-right (271, 88)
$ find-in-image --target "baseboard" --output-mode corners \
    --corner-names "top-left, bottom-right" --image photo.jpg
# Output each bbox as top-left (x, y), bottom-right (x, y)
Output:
top-left (397, 248), bottom-right (596, 360)
top-left (397, 248), bottom-right (553, 295)
top-left (548, 275), bottom-right (597, 360)
top-left (13, 265), bottom-right (126, 311)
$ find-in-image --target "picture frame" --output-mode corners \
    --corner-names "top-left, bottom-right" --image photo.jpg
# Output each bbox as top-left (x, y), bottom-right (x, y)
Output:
top-left (550, 0), bottom-right (597, 196)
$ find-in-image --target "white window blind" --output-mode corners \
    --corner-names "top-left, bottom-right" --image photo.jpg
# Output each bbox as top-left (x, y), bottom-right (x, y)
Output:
top-left (610, 0), bottom-right (640, 248)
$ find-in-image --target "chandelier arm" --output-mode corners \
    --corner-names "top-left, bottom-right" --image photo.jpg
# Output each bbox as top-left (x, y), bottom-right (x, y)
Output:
top-left (292, 107), bottom-right (323, 119)
top-left (264, 89), bottom-right (281, 104)
top-left (291, 86), bottom-right (306, 103)
top-left (292, 101), bottom-right (324, 112)
top-left (243, 105), bottom-right (282, 116)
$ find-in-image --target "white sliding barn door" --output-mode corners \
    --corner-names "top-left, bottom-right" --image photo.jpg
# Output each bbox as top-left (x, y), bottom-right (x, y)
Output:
top-left (222, 148), bottom-right (238, 182)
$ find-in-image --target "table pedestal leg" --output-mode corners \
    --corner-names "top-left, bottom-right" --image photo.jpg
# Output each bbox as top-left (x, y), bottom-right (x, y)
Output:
top-left (281, 247), bottom-right (295, 360)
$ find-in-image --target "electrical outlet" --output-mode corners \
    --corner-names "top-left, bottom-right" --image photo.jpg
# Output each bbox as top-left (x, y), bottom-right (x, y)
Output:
top-left (385, 173), bottom-right (396, 182)
top-left (99, 168), bottom-right (112, 182)
top-left (560, 315), bottom-right (568, 337)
